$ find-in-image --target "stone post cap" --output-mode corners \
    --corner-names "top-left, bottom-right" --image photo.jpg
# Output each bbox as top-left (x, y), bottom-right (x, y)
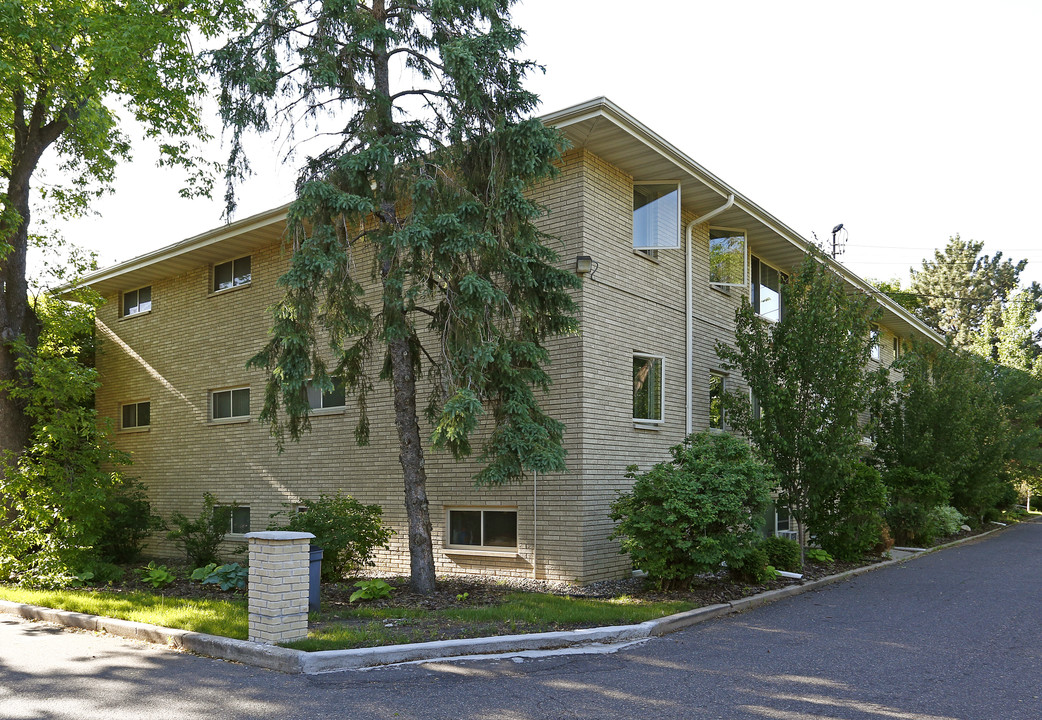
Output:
top-left (244, 531), bottom-right (315, 541)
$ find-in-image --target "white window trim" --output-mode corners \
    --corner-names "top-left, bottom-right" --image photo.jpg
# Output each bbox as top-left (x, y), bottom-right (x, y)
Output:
top-left (121, 285), bottom-right (153, 319)
top-left (633, 180), bottom-right (682, 251)
top-left (209, 386), bottom-right (251, 424)
top-left (870, 325), bottom-right (881, 361)
top-left (305, 378), bottom-right (347, 414)
top-left (444, 506), bottom-right (519, 555)
top-left (708, 226), bottom-right (748, 288)
top-left (633, 352), bottom-right (666, 427)
top-left (216, 504), bottom-right (251, 536)
top-left (119, 399), bottom-right (151, 433)
top-left (709, 371), bottom-right (726, 432)
top-left (750, 255), bottom-right (786, 322)
top-left (209, 255), bottom-right (252, 296)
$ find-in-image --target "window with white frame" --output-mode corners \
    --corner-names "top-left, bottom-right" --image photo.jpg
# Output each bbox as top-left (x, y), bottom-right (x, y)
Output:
top-left (217, 505), bottom-right (251, 534)
top-left (633, 183), bottom-right (680, 250)
top-left (751, 256), bottom-right (785, 322)
top-left (774, 506), bottom-right (795, 539)
top-left (211, 387), bottom-right (250, 420)
top-left (633, 353), bottom-right (664, 424)
top-left (213, 256), bottom-right (252, 292)
top-left (122, 286), bottom-right (152, 317)
top-left (306, 377), bottom-right (346, 410)
top-left (870, 325), bottom-right (881, 361)
top-left (709, 372), bottom-right (725, 430)
top-left (892, 337), bottom-right (901, 361)
top-left (447, 508), bottom-right (517, 550)
top-left (709, 228), bottom-right (747, 286)
top-left (121, 400), bottom-right (151, 430)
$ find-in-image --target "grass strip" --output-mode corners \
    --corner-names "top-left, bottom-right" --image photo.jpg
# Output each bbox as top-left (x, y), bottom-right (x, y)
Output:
top-left (287, 592), bottom-right (696, 651)
top-left (0, 586), bottom-right (248, 640)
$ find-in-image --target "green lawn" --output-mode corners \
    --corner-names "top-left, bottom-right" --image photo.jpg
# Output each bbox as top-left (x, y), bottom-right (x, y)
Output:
top-left (0, 586), bottom-right (249, 639)
top-left (0, 585), bottom-right (694, 652)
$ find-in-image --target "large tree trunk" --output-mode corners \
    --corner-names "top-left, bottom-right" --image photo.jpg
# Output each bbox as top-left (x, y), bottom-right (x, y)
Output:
top-left (0, 153), bottom-right (42, 458)
top-left (388, 334), bottom-right (437, 594)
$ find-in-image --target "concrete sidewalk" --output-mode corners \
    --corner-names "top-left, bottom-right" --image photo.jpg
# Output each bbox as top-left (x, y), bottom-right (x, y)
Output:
top-left (0, 522), bottom-right (1016, 674)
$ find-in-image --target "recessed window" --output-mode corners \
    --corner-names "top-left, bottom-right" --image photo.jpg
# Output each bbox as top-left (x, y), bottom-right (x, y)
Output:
top-left (306, 377), bottom-right (346, 410)
top-left (447, 508), bottom-right (517, 550)
top-left (212, 387), bottom-right (250, 420)
top-left (213, 256), bottom-right (252, 292)
top-left (633, 353), bottom-right (664, 424)
top-left (709, 373), bottom-right (725, 430)
top-left (122, 286), bottom-right (152, 316)
top-left (121, 401), bottom-right (151, 429)
top-left (892, 337), bottom-right (901, 360)
top-left (633, 183), bottom-right (680, 250)
top-left (218, 505), bottom-right (251, 535)
top-left (709, 228), bottom-right (747, 286)
top-left (751, 256), bottom-right (785, 322)
top-left (871, 325), bottom-right (881, 361)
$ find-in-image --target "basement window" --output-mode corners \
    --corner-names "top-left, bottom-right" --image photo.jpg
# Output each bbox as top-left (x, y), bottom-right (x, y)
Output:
top-left (446, 508), bottom-right (517, 551)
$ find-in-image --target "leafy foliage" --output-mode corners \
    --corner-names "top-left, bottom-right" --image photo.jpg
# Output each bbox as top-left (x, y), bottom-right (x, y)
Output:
top-left (807, 462), bottom-right (888, 561)
top-left (201, 563), bottom-right (248, 592)
top-left (931, 505), bottom-right (967, 538)
top-left (881, 466), bottom-right (949, 546)
top-left (803, 548), bottom-right (833, 564)
top-left (137, 562), bottom-right (176, 588)
top-left (269, 493), bottom-right (392, 582)
top-left (190, 564), bottom-right (219, 582)
top-left (167, 493), bottom-right (232, 568)
top-left (214, 0), bottom-right (579, 593)
top-left (727, 542), bottom-right (776, 584)
top-left (349, 579), bottom-right (394, 603)
top-left (717, 247), bottom-right (888, 556)
top-left (762, 536), bottom-right (801, 573)
top-left (0, 293), bottom-right (153, 588)
top-left (609, 432), bottom-right (773, 591)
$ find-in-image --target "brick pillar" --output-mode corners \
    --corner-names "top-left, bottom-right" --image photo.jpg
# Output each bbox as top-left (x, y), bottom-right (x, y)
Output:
top-left (245, 531), bottom-right (315, 645)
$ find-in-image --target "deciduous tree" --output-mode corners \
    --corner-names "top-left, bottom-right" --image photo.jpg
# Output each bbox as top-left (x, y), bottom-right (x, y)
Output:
top-left (213, 0), bottom-right (579, 593)
top-left (717, 248), bottom-right (888, 560)
top-left (0, 0), bottom-right (242, 456)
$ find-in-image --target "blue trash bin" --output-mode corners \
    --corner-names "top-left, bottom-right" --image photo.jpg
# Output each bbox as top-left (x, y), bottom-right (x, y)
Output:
top-left (309, 546), bottom-right (324, 613)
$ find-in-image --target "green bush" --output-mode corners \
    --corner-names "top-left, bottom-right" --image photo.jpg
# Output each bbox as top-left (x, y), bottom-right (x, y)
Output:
top-left (931, 505), bottom-right (966, 537)
top-left (727, 543), bottom-right (776, 583)
top-left (269, 493), bottom-right (392, 581)
top-left (137, 562), bottom-right (176, 588)
top-left (96, 479), bottom-right (165, 564)
top-left (804, 547), bottom-right (833, 564)
top-left (882, 466), bottom-right (949, 546)
top-left (167, 493), bottom-right (232, 567)
top-left (810, 463), bottom-right (888, 561)
top-left (762, 536), bottom-right (801, 572)
top-left (609, 432), bottom-right (773, 591)
top-left (201, 563), bottom-right (248, 591)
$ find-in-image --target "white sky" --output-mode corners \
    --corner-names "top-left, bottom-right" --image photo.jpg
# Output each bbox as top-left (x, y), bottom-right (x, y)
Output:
top-left (45, 0), bottom-right (1042, 293)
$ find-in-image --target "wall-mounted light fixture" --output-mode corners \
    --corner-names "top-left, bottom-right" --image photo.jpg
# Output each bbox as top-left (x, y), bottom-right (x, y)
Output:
top-left (575, 255), bottom-right (595, 275)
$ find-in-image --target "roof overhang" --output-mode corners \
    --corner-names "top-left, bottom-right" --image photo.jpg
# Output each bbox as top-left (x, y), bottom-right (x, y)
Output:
top-left (60, 203), bottom-right (291, 298)
top-left (543, 97), bottom-right (944, 344)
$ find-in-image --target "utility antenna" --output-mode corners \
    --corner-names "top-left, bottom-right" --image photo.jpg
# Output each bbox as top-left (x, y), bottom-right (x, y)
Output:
top-left (830, 223), bottom-right (847, 259)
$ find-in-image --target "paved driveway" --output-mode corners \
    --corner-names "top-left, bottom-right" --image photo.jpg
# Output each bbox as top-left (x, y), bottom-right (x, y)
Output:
top-left (2, 521), bottom-right (1040, 720)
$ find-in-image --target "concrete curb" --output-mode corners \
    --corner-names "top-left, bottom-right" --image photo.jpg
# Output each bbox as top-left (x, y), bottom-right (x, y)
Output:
top-left (0, 520), bottom-right (1021, 674)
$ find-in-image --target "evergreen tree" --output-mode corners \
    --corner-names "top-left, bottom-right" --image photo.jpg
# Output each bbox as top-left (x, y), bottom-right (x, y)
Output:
top-left (908, 235), bottom-right (1041, 352)
top-left (213, 0), bottom-right (580, 593)
top-left (717, 247), bottom-right (889, 560)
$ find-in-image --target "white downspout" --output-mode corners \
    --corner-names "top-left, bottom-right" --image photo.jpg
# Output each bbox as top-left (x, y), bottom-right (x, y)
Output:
top-left (532, 469), bottom-right (538, 580)
top-left (685, 194), bottom-right (735, 435)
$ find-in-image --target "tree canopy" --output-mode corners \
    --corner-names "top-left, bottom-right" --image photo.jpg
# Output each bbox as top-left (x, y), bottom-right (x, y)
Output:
top-left (0, 0), bottom-right (244, 455)
top-left (214, 0), bottom-right (579, 593)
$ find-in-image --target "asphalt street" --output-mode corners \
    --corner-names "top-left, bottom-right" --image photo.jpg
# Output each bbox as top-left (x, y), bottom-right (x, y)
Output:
top-left (2, 520), bottom-right (1040, 720)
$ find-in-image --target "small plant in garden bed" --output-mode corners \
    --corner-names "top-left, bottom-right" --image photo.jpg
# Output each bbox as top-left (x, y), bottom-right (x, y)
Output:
top-left (137, 562), bottom-right (176, 588)
top-left (804, 548), bottom-right (834, 564)
top-left (350, 579), bottom-right (393, 603)
top-left (201, 563), bottom-right (248, 591)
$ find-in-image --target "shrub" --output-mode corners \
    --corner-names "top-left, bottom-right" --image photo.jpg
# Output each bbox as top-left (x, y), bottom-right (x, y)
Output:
top-left (809, 463), bottom-right (887, 561)
top-left (882, 466), bottom-right (949, 546)
top-left (269, 493), bottom-right (392, 581)
top-left (96, 479), bottom-right (165, 564)
top-left (762, 536), bottom-right (801, 572)
top-left (167, 493), bottom-right (232, 567)
top-left (138, 562), bottom-right (176, 588)
top-left (609, 432), bottom-right (773, 591)
top-left (727, 543), bottom-right (775, 583)
top-left (931, 505), bottom-right (966, 537)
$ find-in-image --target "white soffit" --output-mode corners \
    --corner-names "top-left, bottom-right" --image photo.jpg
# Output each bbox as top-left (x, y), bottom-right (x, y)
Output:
top-left (541, 97), bottom-right (943, 345)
